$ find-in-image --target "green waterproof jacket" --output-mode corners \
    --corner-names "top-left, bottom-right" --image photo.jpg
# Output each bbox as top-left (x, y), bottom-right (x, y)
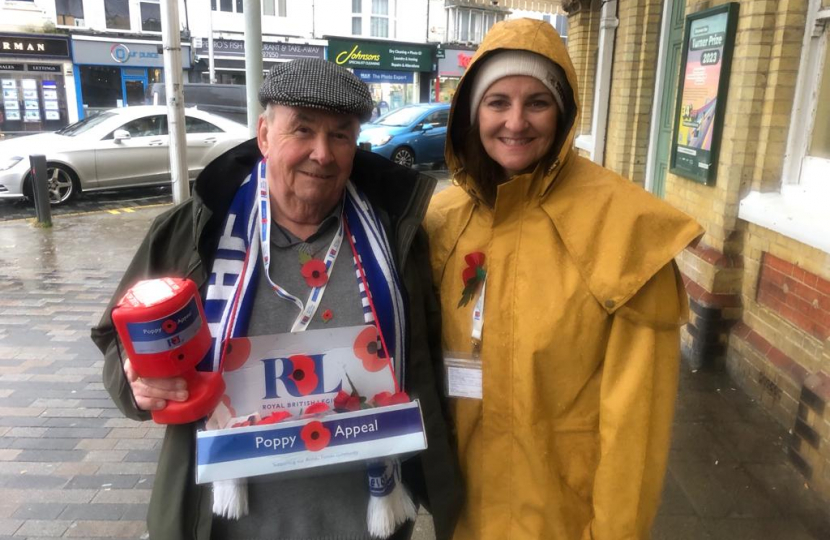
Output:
top-left (91, 139), bottom-right (463, 540)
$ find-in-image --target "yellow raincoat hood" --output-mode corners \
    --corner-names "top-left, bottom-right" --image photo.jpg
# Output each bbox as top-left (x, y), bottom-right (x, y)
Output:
top-left (427, 18), bottom-right (704, 540)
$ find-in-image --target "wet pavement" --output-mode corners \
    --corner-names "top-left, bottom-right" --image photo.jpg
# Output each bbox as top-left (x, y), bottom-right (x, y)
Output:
top-left (0, 183), bottom-right (829, 539)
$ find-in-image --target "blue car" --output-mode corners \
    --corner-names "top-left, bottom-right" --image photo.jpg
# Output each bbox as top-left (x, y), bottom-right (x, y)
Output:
top-left (358, 103), bottom-right (450, 168)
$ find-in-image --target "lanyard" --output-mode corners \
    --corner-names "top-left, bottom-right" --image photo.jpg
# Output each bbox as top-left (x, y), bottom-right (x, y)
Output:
top-left (256, 161), bottom-right (345, 333)
top-left (471, 279), bottom-right (486, 358)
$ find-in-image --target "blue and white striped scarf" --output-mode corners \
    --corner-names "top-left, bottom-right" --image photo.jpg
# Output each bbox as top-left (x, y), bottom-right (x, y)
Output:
top-left (200, 161), bottom-right (415, 537)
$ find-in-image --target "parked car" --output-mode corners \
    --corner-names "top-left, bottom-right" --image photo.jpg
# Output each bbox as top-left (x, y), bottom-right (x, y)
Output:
top-left (357, 103), bottom-right (450, 167)
top-left (146, 83), bottom-right (248, 125)
top-left (0, 106), bottom-right (248, 205)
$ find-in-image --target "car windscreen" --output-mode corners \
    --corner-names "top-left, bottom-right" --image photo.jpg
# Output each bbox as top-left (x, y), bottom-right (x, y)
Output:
top-left (375, 107), bottom-right (429, 127)
top-left (56, 112), bottom-right (117, 137)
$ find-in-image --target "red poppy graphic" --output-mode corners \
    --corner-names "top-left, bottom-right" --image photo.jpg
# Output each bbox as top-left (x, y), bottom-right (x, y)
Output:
top-left (162, 319), bottom-right (177, 334)
top-left (371, 391), bottom-right (410, 408)
top-left (231, 414), bottom-right (259, 428)
top-left (256, 410), bottom-right (292, 425)
top-left (223, 338), bottom-right (251, 372)
top-left (321, 309), bottom-right (333, 323)
top-left (333, 390), bottom-right (361, 412)
top-left (303, 402), bottom-right (330, 415)
top-left (288, 355), bottom-right (319, 396)
top-left (300, 421), bottom-right (331, 452)
top-left (353, 326), bottom-right (388, 372)
top-left (301, 259), bottom-right (328, 288)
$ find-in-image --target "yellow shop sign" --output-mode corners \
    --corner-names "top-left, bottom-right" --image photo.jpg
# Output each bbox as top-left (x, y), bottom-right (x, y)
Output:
top-left (335, 45), bottom-right (381, 65)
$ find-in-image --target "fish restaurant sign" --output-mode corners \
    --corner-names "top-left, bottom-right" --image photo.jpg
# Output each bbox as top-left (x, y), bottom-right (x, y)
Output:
top-left (0, 34), bottom-right (70, 59)
top-left (327, 38), bottom-right (433, 72)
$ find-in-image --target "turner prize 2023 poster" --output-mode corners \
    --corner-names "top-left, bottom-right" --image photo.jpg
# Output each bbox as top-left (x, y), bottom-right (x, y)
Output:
top-left (671, 3), bottom-right (739, 185)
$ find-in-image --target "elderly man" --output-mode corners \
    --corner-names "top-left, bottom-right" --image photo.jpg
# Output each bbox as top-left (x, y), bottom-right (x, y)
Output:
top-left (91, 58), bottom-right (462, 540)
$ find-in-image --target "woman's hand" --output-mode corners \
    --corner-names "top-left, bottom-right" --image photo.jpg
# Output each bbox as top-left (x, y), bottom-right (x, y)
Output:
top-left (123, 357), bottom-right (188, 411)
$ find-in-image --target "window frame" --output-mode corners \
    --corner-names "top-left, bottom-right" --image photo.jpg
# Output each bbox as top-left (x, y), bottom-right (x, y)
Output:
top-left (370, 0), bottom-right (390, 38)
top-left (139, 0), bottom-right (162, 33)
top-left (352, 0), bottom-right (363, 36)
top-left (55, 0), bottom-right (85, 27)
top-left (782, 1), bottom-right (830, 188)
top-left (105, 0), bottom-right (131, 31)
top-left (215, 0), bottom-right (243, 14)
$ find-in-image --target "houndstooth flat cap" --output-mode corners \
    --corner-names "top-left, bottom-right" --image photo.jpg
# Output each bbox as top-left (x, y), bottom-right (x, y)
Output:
top-left (258, 58), bottom-right (374, 122)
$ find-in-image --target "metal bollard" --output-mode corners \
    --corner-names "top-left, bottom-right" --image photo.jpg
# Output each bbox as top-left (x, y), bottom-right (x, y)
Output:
top-left (358, 142), bottom-right (372, 152)
top-left (29, 155), bottom-right (52, 227)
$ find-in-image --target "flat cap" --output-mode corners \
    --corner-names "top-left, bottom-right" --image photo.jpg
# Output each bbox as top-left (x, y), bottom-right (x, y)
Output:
top-left (258, 58), bottom-right (374, 123)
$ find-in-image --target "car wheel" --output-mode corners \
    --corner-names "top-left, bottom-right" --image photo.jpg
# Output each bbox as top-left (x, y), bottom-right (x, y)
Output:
top-left (26, 164), bottom-right (79, 206)
top-left (44, 164), bottom-right (79, 205)
top-left (391, 147), bottom-right (415, 168)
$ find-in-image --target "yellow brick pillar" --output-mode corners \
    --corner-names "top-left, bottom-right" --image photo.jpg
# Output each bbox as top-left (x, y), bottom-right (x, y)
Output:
top-left (604, 0), bottom-right (665, 187)
top-left (565, 0), bottom-right (601, 142)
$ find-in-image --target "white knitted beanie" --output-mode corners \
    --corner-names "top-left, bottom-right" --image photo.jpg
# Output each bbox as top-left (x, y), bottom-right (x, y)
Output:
top-left (469, 50), bottom-right (568, 120)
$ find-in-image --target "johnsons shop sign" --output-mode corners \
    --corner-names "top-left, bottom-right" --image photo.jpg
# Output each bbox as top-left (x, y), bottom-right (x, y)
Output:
top-left (326, 38), bottom-right (434, 72)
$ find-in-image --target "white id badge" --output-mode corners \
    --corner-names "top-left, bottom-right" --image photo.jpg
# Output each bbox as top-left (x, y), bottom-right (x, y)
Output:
top-left (443, 352), bottom-right (482, 400)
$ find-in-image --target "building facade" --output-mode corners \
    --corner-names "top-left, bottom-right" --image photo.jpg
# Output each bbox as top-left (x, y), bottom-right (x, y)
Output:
top-left (566, 0), bottom-right (830, 498)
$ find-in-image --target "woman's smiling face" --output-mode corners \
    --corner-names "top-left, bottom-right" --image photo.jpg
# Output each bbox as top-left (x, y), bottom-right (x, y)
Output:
top-left (477, 75), bottom-right (559, 178)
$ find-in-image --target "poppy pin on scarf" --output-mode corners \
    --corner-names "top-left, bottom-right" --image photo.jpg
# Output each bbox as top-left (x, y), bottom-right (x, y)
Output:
top-left (458, 251), bottom-right (486, 308)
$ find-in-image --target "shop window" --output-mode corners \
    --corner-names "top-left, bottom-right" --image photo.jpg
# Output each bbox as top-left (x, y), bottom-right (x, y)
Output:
top-left (56, 0), bottom-right (84, 26)
top-left (105, 0), bottom-right (130, 30)
top-left (186, 116), bottom-right (224, 134)
top-left (0, 69), bottom-right (69, 134)
top-left (79, 65), bottom-right (122, 110)
top-left (141, 1), bottom-right (162, 32)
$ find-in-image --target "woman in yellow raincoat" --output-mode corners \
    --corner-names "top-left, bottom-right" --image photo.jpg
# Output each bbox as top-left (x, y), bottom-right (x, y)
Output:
top-left (426, 18), bottom-right (704, 540)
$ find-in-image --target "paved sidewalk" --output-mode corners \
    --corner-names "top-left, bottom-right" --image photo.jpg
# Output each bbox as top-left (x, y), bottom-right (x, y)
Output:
top-left (0, 204), bottom-right (829, 540)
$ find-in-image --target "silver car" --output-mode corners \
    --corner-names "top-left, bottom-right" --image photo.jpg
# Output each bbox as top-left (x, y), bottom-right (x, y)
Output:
top-left (0, 106), bottom-right (249, 205)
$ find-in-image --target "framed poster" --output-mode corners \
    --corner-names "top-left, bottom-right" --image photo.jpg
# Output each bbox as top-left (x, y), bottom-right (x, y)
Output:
top-left (670, 2), bottom-right (740, 185)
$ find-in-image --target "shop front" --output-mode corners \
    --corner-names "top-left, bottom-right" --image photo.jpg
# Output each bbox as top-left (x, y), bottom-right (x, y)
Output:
top-left (71, 36), bottom-right (192, 118)
top-left (0, 33), bottom-right (75, 138)
top-left (192, 37), bottom-right (326, 85)
top-left (435, 46), bottom-right (476, 103)
top-left (326, 37), bottom-right (435, 117)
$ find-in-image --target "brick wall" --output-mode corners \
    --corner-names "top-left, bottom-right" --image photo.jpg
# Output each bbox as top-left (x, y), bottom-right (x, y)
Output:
top-left (728, 223), bottom-right (830, 497)
top-left (757, 254), bottom-right (830, 342)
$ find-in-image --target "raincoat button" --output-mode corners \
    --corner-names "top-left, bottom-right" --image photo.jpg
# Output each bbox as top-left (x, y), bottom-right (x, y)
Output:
top-left (604, 299), bottom-right (616, 309)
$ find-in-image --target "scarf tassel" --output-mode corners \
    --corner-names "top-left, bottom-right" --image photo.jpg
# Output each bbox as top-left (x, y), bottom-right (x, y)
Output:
top-left (367, 461), bottom-right (417, 538)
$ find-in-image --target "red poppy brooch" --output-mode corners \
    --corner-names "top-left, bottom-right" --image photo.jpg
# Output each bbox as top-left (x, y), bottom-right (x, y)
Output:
top-left (458, 252), bottom-right (486, 308)
top-left (300, 259), bottom-right (328, 288)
